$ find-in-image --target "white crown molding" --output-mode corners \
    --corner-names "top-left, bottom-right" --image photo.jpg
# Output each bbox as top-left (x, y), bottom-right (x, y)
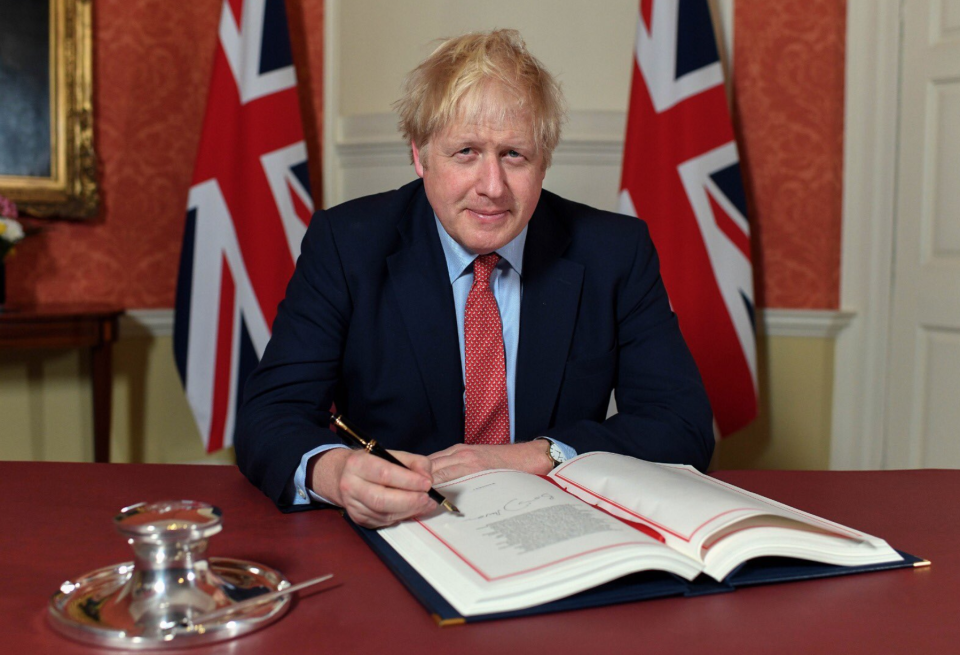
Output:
top-left (119, 307), bottom-right (851, 341)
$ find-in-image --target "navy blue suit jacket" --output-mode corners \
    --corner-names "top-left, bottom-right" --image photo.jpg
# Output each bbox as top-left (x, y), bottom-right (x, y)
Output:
top-left (236, 180), bottom-right (714, 509)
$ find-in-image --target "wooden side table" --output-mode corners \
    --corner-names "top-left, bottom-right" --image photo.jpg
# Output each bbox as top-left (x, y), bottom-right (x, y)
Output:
top-left (0, 304), bottom-right (124, 463)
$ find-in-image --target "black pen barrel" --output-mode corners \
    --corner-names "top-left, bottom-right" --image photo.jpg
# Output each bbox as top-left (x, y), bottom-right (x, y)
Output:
top-left (330, 413), bottom-right (459, 514)
top-left (367, 441), bottom-right (404, 467)
top-left (369, 441), bottom-right (446, 505)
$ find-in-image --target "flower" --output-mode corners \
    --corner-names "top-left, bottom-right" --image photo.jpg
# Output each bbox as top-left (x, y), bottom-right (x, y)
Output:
top-left (1, 217), bottom-right (25, 241)
top-left (0, 194), bottom-right (17, 220)
top-left (0, 194), bottom-right (25, 260)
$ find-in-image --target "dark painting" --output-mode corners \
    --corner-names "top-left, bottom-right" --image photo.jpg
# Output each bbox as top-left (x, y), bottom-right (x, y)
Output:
top-left (0, 0), bottom-right (51, 178)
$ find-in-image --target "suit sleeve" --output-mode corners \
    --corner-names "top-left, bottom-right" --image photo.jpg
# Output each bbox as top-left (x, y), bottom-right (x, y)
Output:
top-left (235, 211), bottom-right (350, 509)
top-left (542, 221), bottom-right (715, 471)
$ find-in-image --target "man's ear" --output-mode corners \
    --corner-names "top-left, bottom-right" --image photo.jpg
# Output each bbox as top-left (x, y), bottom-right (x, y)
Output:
top-left (412, 140), bottom-right (425, 178)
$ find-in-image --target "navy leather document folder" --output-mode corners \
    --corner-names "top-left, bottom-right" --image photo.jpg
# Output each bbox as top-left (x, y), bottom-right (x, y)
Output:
top-left (352, 521), bottom-right (922, 625)
top-left (347, 454), bottom-right (926, 625)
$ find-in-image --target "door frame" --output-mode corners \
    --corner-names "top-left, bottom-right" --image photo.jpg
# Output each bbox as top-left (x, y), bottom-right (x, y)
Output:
top-left (830, 0), bottom-right (902, 469)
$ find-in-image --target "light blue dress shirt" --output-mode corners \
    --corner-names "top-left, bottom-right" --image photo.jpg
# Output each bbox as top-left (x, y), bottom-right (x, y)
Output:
top-left (290, 217), bottom-right (576, 505)
top-left (438, 216), bottom-right (524, 440)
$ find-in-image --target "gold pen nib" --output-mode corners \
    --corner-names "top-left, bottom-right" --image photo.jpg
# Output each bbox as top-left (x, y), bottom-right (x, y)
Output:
top-left (441, 499), bottom-right (461, 515)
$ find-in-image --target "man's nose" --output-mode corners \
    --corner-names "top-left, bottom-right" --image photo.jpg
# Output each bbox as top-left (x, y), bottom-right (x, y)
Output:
top-left (475, 155), bottom-right (506, 198)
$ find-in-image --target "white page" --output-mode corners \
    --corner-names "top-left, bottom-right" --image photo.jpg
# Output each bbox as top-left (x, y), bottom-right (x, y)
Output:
top-left (701, 517), bottom-right (901, 580)
top-left (411, 469), bottom-right (674, 581)
top-left (549, 453), bottom-right (874, 561)
top-left (378, 469), bottom-right (702, 615)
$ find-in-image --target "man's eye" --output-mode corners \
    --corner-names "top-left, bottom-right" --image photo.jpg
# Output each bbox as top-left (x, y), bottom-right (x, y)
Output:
top-left (457, 148), bottom-right (472, 155)
top-left (506, 150), bottom-right (522, 158)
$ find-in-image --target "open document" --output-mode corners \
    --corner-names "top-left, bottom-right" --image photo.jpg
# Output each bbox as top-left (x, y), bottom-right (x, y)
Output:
top-left (376, 452), bottom-right (906, 618)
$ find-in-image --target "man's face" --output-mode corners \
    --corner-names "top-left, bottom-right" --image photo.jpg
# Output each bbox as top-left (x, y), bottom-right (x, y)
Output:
top-left (412, 111), bottom-right (545, 255)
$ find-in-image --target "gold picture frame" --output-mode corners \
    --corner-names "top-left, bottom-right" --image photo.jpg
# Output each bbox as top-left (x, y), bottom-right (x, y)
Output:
top-left (0, 0), bottom-right (98, 219)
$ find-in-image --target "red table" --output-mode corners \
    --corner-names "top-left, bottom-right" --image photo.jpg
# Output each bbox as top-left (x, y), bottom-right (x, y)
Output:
top-left (1, 462), bottom-right (956, 654)
top-left (0, 304), bottom-right (123, 463)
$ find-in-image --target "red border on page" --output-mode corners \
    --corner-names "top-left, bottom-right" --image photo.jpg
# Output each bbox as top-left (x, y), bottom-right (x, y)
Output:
top-left (420, 470), bottom-right (666, 582)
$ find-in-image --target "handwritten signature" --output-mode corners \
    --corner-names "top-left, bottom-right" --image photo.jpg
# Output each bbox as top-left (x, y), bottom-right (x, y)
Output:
top-left (461, 493), bottom-right (556, 522)
top-left (465, 510), bottom-right (503, 522)
top-left (504, 493), bottom-right (554, 512)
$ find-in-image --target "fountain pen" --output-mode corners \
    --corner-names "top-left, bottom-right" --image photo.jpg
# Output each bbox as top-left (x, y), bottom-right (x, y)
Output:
top-left (329, 414), bottom-right (461, 514)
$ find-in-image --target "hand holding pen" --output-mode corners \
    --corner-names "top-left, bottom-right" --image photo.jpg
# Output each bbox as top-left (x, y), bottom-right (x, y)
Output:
top-left (330, 414), bottom-right (461, 515)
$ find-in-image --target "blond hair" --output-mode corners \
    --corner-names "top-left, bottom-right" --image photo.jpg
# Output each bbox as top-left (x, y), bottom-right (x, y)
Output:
top-left (395, 29), bottom-right (565, 168)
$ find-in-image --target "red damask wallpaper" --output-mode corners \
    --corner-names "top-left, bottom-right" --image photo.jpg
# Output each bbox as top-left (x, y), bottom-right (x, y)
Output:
top-left (734, 0), bottom-right (846, 309)
top-left (5, 0), bottom-right (325, 308)
top-left (7, 0), bottom-right (843, 310)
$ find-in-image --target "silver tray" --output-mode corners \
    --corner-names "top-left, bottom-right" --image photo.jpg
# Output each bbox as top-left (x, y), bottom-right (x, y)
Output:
top-left (49, 556), bottom-right (291, 649)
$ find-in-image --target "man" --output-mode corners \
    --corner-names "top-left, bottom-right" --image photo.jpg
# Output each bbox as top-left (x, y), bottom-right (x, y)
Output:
top-left (236, 30), bottom-right (713, 528)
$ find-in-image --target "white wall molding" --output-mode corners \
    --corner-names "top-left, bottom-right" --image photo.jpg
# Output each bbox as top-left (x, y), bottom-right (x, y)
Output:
top-left (337, 113), bottom-right (408, 166)
top-left (331, 110), bottom-right (629, 206)
top-left (324, 0), bottom-right (736, 210)
top-left (338, 110), bottom-right (626, 154)
top-left (830, 0), bottom-right (902, 471)
top-left (120, 309), bottom-right (175, 338)
top-left (761, 309), bottom-right (855, 339)
top-left (118, 307), bottom-right (851, 341)
top-left (329, 109), bottom-right (632, 211)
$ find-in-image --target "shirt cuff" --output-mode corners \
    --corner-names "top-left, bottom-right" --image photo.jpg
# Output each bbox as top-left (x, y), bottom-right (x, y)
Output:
top-left (291, 444), bottom-right (349, 506)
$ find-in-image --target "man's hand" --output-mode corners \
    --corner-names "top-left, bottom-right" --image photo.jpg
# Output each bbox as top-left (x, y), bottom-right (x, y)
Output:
top-left (311, 448), bottom-right (438, 528)
top-left (428, 440), bottom-right (553, 484)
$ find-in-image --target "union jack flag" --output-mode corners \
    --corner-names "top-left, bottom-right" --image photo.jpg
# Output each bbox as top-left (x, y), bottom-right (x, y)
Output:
top-left (619, 0), bottom-right (757, 437)
top-left (174, 0), bottom-right (313, 452)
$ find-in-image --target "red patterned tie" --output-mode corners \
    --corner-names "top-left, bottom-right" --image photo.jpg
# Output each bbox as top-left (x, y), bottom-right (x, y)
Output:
top-left (464, 253), bottom-right (510, 445)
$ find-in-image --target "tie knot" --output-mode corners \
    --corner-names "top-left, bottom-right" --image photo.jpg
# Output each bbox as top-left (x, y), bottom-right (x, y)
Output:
top-left (472, 253), bottom-right (500, 289)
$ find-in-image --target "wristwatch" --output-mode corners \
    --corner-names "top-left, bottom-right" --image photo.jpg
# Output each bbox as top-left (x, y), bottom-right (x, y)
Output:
top-left (538, 437), bottom-right (567, 469)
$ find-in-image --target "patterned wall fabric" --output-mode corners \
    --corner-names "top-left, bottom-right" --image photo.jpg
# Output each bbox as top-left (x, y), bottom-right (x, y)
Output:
top-left (733, 0), bottom-right (846, 309)
top-left (7, 0), bottom-right (841, 310)
top-left (6, 0), bottom-right (325, 308)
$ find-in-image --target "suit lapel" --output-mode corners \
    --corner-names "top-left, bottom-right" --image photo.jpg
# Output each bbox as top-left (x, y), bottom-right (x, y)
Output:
top-left (387, 188), bottom-right (465, 441)
top-left (515, 202), bottom-right (584, 441)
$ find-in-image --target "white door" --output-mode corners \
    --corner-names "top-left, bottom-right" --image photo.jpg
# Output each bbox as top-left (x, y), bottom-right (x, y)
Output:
top-left (884, 0), bottom-right (960, 467)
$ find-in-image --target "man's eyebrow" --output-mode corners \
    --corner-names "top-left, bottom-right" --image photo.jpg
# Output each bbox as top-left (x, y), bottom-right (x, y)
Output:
top-left (441, 131), bottom-right (536, 150)
top-left (447, 133), bottom-right (480, 145)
